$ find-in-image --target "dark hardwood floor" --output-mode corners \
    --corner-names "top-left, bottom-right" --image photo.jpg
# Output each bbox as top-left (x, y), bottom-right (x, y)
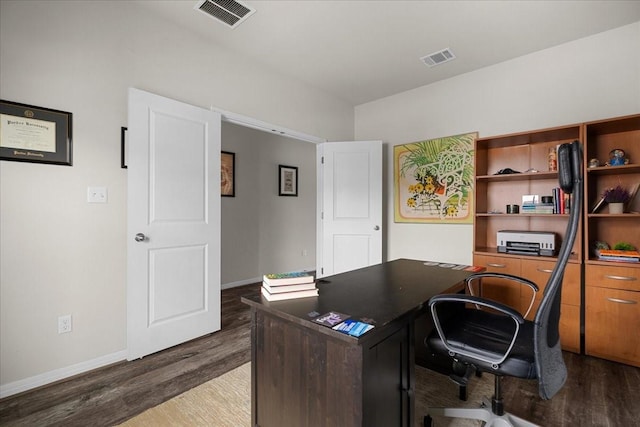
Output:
top-left (1, 282), bottom-right (639, 426)
top-left (0, 283), bottom-right (262, 427)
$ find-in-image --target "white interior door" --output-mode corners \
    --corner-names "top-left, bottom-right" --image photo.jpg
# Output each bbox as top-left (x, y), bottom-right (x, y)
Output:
top-left (317, 141), bottom-right (382, 277)
top-left (127, 88), bottom-right (221, 360)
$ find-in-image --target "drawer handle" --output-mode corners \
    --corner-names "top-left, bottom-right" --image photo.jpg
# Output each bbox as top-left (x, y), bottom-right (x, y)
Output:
top-left (606, 297), bottom-right (637, 305)
top-left (604, 274), bottom-right (637, 282)
top-left (536, 268), bottom-right (553, 273)
top-left (487, 263), bottom-right (506, 268)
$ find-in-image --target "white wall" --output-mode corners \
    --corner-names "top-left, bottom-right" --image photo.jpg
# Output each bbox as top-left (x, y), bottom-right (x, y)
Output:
top-left (0, 0), bottom-right (352, 393)
top-left (220, 123), bottom-right (316, 286)
top-left (355, 22), bottom-right (640, 265)
top-left (257, 134), bottom-right (317, 275)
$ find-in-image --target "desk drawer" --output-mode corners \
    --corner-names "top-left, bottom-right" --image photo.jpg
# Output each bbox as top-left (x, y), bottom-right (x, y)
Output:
top-left (473, 255), bottom-right (521, 309)
top-left (585, 286), bottom-right (640, 367)
top-left (521, 260), bottom-right (581, 305)
top-left (585, 264), bottom-right (640, 291)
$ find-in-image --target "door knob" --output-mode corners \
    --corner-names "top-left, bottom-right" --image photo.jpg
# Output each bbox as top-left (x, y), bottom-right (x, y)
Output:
top-left (135, 233), bottom-right (147, 242)
top-left (374, 225), bottom-right (380, 231)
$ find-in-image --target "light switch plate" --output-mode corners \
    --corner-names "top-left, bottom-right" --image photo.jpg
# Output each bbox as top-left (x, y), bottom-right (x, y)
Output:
top-left (88, 186), bottom-right (108, 203)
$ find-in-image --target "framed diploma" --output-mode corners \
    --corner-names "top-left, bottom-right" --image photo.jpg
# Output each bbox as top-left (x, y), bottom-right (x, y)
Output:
top-left (1, 100), bottom-right (73, 166)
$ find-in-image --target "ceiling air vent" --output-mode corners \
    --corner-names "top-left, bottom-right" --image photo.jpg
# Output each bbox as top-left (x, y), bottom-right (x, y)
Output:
top-left (194, 0), bottom-right (256, 29)
top-left (420, 48), bottom-right (456, 67)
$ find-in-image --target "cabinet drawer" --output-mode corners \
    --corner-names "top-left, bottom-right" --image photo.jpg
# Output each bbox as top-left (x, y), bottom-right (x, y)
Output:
top-left (520, 299), bottom-right (580, 353)
top-left (521, 260), bottom-right (581, 305)
top-left (585, 264), bottom-right (640, 291)
top-left (473, 255), bottom-right (521, 311)
top-left (585, 286), bottom-right (640, 367)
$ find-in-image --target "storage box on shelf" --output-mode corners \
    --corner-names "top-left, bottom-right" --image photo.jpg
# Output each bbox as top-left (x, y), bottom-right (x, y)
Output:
top-left (473, 124), bottom-right (583, 353)
top-left (584, 114), bottom-right (640, 367)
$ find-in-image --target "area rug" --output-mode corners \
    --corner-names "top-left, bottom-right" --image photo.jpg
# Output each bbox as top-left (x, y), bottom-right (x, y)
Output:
top-left (120, 362), bottom-right (494, 426)
top-left (118, 363), bottom-right (251, 427)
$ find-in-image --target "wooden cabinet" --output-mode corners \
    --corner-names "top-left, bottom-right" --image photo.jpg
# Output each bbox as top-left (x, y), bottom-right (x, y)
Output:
top-left (585, 265), bottom-right (640, 367)
top-left (520, 260), bottom-right (581, 353)
top-left (473, 125), bottom-right (583, 353)
top-left (472, 114), bottom-right (640, 364)
top-left (473, 255), bottom-right (581, 353)
top-left (583, 114), bottom-right (640, 367)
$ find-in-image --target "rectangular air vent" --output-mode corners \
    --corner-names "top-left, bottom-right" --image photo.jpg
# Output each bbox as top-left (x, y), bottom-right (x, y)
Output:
top-left (421, 48), bottom-right (456, 67)
top-left (194, 0), bottom-right (255, 29)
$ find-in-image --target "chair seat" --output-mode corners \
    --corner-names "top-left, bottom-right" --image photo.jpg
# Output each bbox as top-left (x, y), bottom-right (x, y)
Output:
top-left (426, 309), bottom-right (537, 379)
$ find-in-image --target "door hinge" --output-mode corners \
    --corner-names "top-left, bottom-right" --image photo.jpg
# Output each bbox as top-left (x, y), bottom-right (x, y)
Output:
top-left (321, 156), bottom-right (324, 164)
top-left (321, 267), bottom-right (324, 275)
top-left (321, 211), bottom-right (324, 220)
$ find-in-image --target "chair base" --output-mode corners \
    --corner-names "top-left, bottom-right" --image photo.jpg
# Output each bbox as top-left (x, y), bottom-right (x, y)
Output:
top-left (424, 399), bottom-right (540, 427)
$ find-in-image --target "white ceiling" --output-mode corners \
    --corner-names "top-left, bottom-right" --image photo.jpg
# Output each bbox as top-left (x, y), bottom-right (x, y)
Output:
top-left (138, 0), bottom-right (640, 106)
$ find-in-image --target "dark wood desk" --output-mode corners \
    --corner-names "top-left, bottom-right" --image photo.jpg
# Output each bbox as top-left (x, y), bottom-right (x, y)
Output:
top-left (242, 258), bottom-right (478, 427)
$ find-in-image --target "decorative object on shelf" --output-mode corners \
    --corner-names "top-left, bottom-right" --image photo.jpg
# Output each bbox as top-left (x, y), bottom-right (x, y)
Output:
top-left (548, 146), bottom-right (557, 171)
top-left (608, 148), bottom-right (627, 166)
top-left (221, 151), bottom-right (235, 197)
top-left (609, 203), bottom-right (624, 214)
top-left (588, 158), bottom-right (600, 168)
top-left (278, 164), bottom-right (298, 196)
top-left (394, 132), bottom-right (477, 223)
top-left (602, 185), bottom-right (630, 214)
top-left (1, 99), bottom-right (73, 166)
top-left (613, 242), bottom-right (636, 251)
top-left (625, 182), bottom-right (639, 212)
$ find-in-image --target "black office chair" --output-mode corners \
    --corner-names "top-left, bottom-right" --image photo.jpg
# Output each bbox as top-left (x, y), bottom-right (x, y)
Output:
top-left (424, 140), bottom-right (583, 427)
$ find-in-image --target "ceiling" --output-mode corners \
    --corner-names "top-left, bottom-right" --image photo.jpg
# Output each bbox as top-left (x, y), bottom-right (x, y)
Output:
top-left (137, 0), bottom-right (640, 106)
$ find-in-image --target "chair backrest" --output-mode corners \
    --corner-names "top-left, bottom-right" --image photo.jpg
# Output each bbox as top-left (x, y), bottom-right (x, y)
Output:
top-left (534, 140), bottom-right (583, 399)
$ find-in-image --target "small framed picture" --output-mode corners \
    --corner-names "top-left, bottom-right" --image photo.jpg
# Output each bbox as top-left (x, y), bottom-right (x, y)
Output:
top-left (279, 165), bottom-right (298, 197)
top-left (221, 151), bottom-right (235, 197)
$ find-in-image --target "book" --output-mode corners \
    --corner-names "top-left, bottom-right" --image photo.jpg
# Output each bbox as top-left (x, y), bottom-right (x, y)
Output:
top-left (261, 286), bottom-right (318, 301)
top-left (262, 281), bottom-right (317, 294)
top-left (263, 271), bottom-right (315, 286)
top-left (591, 196), bottom-right (606, 213)
top-left (332, 319), bottom-right (375, 337)
top-left (596, 249), bottom-right (640, 260)
top-left (313, 311), bottom-right (350, 327)
top-left (597, 256), bottom-right (639, 263)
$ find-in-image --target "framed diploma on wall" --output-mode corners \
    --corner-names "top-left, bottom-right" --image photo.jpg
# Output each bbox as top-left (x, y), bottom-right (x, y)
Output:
top-left (1, 100), bottom-right (73, 166)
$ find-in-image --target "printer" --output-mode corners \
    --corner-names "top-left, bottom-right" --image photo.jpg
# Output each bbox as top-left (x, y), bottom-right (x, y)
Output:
top-left (497, 230), bottom-right (558, 256)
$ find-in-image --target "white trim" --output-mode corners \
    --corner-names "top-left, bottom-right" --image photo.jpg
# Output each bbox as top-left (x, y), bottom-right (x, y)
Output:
top-left (212, 107), bottom-right (326, 144)
top-left (221, 276), bottom-right (261, 290)
top-left (0, 350), bottom-right (127, 398)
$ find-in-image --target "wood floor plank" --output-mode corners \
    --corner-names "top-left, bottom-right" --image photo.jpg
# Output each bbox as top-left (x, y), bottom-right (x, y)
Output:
top-left (0, 284), bottom-right (260, 427)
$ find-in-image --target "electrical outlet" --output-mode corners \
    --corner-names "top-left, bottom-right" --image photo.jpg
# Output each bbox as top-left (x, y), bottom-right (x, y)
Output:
top-left (58, 315), bottom-right (72, 334)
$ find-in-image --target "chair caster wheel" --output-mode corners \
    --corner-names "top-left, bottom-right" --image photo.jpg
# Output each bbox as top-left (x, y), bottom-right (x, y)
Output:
top-left (423, 414), bottom-right (433, 426)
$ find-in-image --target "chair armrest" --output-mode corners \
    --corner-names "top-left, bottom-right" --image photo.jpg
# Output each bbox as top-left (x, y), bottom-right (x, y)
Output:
top-left (429, 293), bottom-right (525, 367)
top-left (465, 272), bottom-right (539, 318)
top-left (429, 294), bottom-right (525, 324)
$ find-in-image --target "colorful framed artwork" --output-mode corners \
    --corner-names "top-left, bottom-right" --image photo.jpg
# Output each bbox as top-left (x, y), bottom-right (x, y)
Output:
top-left (279, 165), bottom-right (298, 196)
top-left (394, 132), bottom-right (477, 223)
top-left (221, 151), bottom-right (235, 197)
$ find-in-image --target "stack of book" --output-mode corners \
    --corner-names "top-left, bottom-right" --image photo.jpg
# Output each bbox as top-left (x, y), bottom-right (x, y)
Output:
top-left (521, 202), bottom-right (555, 214)
top-left (552, 187), bottom-right (571, 214)
top-left (596, 249), bottom-right (640, 263)
top-left (261, 271), bottom-right (318, 301)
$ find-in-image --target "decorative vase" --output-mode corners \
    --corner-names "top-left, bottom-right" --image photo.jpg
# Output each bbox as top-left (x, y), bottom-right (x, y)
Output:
top-left (609, 202), bottom-right (624, 214)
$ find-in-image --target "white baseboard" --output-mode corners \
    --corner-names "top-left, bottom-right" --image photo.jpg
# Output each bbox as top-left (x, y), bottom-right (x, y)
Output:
top-left (0, 350), bottom-right (127, 399)
top-left (1, 280), bottom-right (260, 398)
top-left (221, 277), bottom-right (261, 290)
